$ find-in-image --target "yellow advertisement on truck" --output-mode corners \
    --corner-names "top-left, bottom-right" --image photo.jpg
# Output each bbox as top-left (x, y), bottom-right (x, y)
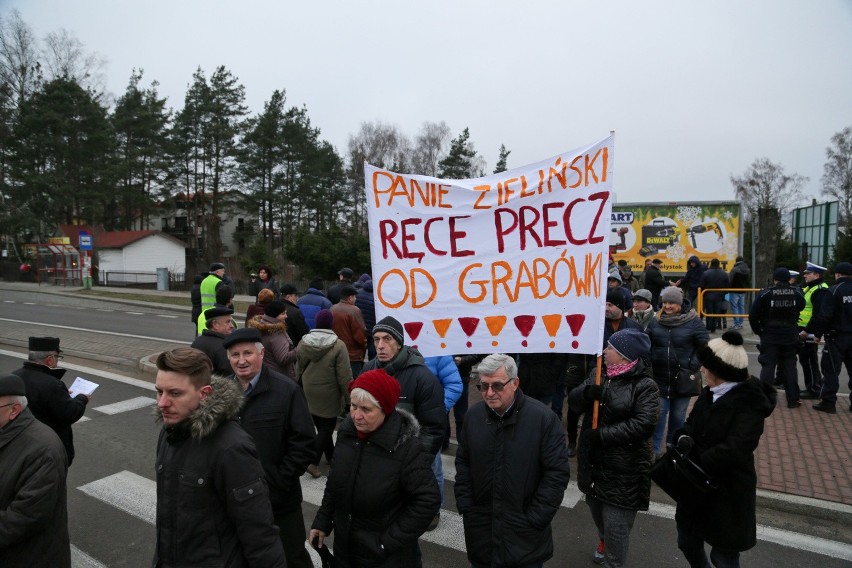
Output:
top-left (610, 201), bottom-right (742, 274)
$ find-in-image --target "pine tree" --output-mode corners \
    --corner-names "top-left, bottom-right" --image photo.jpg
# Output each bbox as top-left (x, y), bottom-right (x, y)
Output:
top-left (438, 127), bottom-right (478, 178)
top-left (494, 144), bottom-right (510, 174)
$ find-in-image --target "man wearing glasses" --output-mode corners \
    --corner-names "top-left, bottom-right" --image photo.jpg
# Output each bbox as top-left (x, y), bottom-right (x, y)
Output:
top-left (455, 353), bottom-right (571, 568)
top-left (0, 373), bottom-right (71, 567)
top-left (11, 337), bottom-right (90, 466)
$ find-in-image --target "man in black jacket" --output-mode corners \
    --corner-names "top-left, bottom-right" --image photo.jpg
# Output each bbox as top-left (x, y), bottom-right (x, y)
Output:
top-left (801, 261), bottom-right (852, 413)
top-left (280, 284), bottom-right (309, 347)
top-left (455, 354), bottom-right (570, 568)
top-left (12, 337), bottom-right (89, 466)
top-left (153, 347), bottom-right (285, 567)
top-left (750, 267), bottom-right (805, 408)
top-left (360, 316), bottom-right (445, 456)
top-left (223, 328), bottom-right (316, 568)
top-left (643, 258), bottom-right (668, 308)
top-left (0, 374), bottom-right (71, 567)
top-left (699, 258), bottom-right (730, 333)
top-left (190, 306), bottom-right (235, 376)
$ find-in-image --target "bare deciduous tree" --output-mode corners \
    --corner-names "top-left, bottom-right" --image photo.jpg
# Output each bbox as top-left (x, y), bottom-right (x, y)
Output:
top-left (821, 127), bottom-right (852, 233)
top-left (731, 158), bottom-right (808, 286)
top-left (41, 28), bottom-right (107, 97)
top-left (0, 9), bottom-right (41, 108)
top-left (411, 120), bottom-right (450, 176)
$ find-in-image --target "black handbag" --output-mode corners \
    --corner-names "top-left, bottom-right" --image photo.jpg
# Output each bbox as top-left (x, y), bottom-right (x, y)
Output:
top-left (317, 544), bottom-right (335, 568)
top-left (650, 444), bottom-right (717, 503)
top-left (674, 366), bottom-right (702, 397)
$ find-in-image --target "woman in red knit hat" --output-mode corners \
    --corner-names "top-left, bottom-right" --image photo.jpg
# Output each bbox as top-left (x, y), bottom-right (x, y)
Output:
top-left (309, 369), bottom-right (439, 568)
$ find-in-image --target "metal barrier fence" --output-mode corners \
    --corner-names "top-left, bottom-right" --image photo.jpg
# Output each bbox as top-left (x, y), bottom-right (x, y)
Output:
top-left (696, 287), bottom-right (758, 322)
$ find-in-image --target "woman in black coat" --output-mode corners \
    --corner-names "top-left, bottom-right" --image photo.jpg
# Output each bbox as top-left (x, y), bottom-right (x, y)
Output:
top-left (647, 285), bottom-right (709, 455)
top-left (569, 328), bottom-right (660, 567)
top-left (674, 331), bottom-right (776, 568)
top-left (309, 369), bottom-right (439, 568)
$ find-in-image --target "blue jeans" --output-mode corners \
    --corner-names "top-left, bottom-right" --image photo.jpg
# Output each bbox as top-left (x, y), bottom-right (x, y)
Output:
top-left (432, 452), bottom-right (444, 506)
top-left (653, 396), bottom-right (691, 455)
top-left (729, 292), bottom-right (745, 327)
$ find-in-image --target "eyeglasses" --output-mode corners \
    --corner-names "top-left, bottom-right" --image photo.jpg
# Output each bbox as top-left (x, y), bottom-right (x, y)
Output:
top-left (0, 403), bottom-right (18, 409)
top-left (476, 379), bottom-right (514, 393)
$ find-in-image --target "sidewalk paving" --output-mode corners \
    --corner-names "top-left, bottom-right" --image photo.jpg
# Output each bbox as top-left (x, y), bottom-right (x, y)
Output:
top-left (1, 280), bottom-right (851, 512)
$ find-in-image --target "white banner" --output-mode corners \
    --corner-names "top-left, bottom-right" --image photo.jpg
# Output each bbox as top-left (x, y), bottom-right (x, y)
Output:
top-left (364, 134), bottom-right (614, 356)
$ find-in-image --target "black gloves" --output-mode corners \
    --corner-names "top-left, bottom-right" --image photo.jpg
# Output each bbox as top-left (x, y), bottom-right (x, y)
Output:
top-left (583, 384), bottom-right (604, 402)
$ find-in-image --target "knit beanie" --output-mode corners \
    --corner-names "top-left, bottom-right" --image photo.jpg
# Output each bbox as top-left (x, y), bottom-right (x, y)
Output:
top-left (349, 369), bottom-right (401, 414)
top-left (697, 330), bottom-right (749, 382)
top-left (264, 300), bottom-right (287, 318)
top-left (315, 309), bottom-right (334, 330)
top-left (660, 286), bottom-right (684, 304)
top-left (606, 289), bottom-right (626, 312)
top-left (608, 329), bottom-right (651, 362)
top-left (373, 316), bottom-right (404, 346)
top-left (633, 289), bottom-right (653, 303)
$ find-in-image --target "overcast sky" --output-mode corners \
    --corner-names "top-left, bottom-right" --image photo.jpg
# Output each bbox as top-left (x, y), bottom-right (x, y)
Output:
top-left (5, 0), bottom-right (852, 204)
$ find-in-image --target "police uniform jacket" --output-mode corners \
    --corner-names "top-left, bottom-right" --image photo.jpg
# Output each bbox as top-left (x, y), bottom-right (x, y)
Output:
top-left (804, 276), bottom-right (852, 337)
top-left (748, 282), bottom-right (805, 342)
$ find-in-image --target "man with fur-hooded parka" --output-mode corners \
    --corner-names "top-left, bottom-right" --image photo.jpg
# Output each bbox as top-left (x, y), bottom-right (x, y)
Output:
top-left (311, 409), bottom-right (439, 568)
top-left (154, 374), bottom-right (286, 567)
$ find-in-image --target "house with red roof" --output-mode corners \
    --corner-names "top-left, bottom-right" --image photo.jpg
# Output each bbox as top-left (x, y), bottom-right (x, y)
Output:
top-left (56, 225), bottom-right (187, 283)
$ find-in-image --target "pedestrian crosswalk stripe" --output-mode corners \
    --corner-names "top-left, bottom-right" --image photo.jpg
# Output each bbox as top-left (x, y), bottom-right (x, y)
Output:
top-left (76, 469), bottom-right (852, 562)
top-left (92, 397), bottom-right (155, 415)
top-left (78, 471), bottom-right (155, 524)
top-left (71, 544), bottom-right (108, 568)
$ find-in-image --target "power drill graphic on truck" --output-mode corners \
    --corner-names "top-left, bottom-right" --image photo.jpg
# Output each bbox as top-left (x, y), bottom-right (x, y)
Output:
top-left (636, 218), bottom-right (725, 257)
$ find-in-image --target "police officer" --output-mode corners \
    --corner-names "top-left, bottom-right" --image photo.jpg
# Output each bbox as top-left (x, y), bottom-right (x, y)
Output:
top-left (797, 262), bottom-right (829, 399)
top-left (749, 267), bottom-right (805, 408)
top-left (801, 261), bottom-right (852, 413)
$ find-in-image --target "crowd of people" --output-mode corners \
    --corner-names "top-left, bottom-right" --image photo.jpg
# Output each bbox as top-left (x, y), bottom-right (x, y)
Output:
top-left (2, 255), bottom-right (850, 568)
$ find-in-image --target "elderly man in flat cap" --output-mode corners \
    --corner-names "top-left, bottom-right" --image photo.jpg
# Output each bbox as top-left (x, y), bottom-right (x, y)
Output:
top-left (191, 306), bottom-right (236, 375)
top-left (224, 328), bottom-right (316, 568)
top-left (0, 373), bottom-right (71, 567)
top-left (12, 337), bottom-right (89, 466)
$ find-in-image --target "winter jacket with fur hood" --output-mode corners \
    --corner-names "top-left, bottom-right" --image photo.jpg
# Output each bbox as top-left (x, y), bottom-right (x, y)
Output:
top-left (311, 409), bottom-right (440, 568)
top-left (297, 329), bottom-right (353, 418)
top-left (674, 378), bottom-right (776, 552)
top-left (247, 314), bottom-right (297, 380)
top-left (154, 376), bottom-right (286, 567)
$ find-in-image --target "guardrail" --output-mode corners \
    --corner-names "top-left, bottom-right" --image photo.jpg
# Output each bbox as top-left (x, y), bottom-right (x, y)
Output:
top-left (696, 287), bottom-right (759, 322)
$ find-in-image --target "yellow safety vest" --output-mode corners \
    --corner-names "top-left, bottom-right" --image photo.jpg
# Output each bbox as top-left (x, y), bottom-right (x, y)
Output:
top-left (798, 282), bottom-right (828, 326)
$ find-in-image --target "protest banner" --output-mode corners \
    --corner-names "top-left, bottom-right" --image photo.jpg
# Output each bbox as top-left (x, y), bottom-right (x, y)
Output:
top-left (364, 134), bottom-right (614, 356)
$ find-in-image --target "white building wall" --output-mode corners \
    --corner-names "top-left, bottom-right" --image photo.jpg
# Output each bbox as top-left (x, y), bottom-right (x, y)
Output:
top-left (97, 249), bottom-right (124, 272)
top-left (121, 236), bottom-right (186, 274)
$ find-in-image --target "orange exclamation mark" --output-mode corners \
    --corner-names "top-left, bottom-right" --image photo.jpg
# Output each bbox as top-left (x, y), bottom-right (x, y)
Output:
top-left (432, 318), bottom-right (453, 349)
top-left (542, 314), bottom-right (562, 349)
top-left (484, 315), bottom-right (507, 347)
